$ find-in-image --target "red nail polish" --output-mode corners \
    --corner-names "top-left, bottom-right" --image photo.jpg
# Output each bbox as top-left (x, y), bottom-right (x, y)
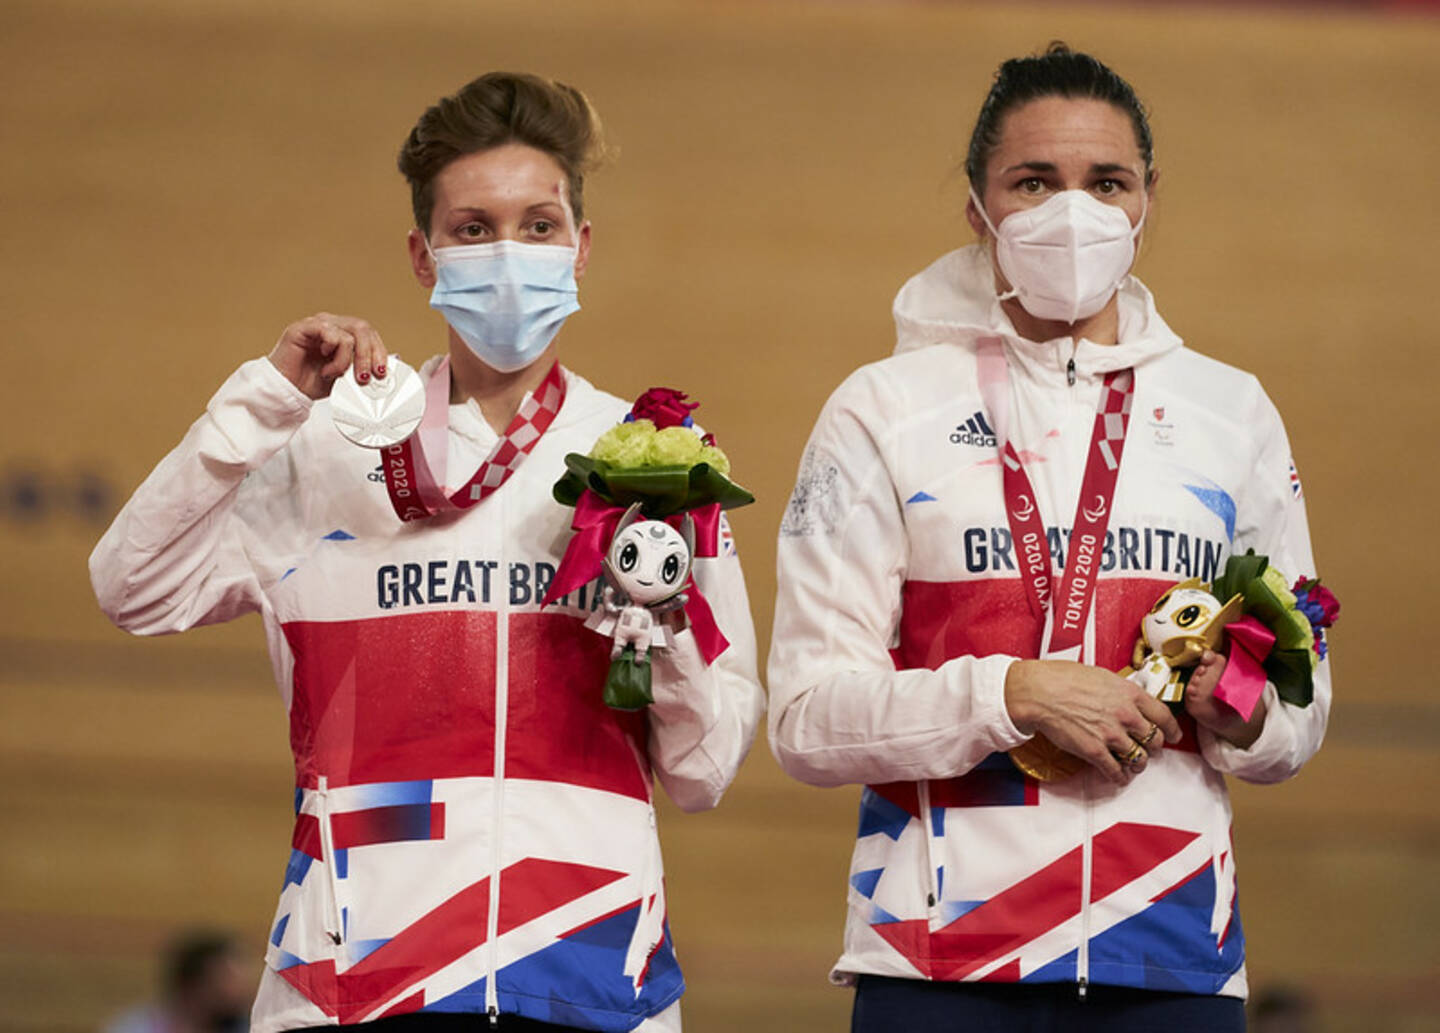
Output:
top-left (375, 365), bottom-right (387, 378)
top-left (357, 371), bottom-right (370, 383)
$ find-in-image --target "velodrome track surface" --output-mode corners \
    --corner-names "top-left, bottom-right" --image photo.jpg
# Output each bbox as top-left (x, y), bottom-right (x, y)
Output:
top-left (3, 1), bottom-right (1437, 1029)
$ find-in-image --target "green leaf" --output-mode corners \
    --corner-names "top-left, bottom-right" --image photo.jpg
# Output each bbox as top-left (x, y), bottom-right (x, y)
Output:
top-left (1211, 549), bottom-right (1268, 603)
top-left (688, 462), bottom-right (756, 510)
top-left (597, 466), bottom-right (693, 516)
top-left (1270, 610), bottom-right (1313, 653)
top-left (1241, 577), bottom-right (1288, 626)
top-left (550, 453), bottom-right (755, 516)
top-left (603, 646), bottom-right (654, 710)
top-left (553, 454), bottom-right (600, 507)
top-left (1265, 648), bottom-right (1315, 708)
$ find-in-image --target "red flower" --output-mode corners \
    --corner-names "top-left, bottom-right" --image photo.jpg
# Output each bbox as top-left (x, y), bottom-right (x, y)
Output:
top-left (631, 388), bottom-right (698, 429)
top-left (1293, 577), bottom-right (1340, 627)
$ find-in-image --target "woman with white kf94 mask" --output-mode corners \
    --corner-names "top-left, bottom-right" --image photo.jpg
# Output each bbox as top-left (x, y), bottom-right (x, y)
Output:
top-left (963, 78), bottom-right (1150, 348)
top-left (769, 42), bottom-right (1330, 1033)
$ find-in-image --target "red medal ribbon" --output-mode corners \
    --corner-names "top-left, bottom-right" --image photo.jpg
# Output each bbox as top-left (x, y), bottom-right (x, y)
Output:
top-left (381, 359), bottom-right (567, 522)
top-left (978, 338), bottom-right (1134, 661)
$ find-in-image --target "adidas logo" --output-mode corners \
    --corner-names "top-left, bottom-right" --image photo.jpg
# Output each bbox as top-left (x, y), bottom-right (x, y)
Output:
top-left (949, 411), bottom-right (998, 448)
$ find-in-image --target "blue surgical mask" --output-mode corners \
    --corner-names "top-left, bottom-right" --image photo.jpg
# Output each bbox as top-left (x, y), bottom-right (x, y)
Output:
top-left (427, 239), bottom-right (581, 372)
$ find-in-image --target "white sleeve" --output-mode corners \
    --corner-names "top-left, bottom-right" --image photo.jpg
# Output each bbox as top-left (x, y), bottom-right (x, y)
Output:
top-left (88, 359), bottom-right (314, 636)
top-left (766, 368), bottom-right (1029, 789)
top-left (1199, 385), bottom-right (1331, 783)
top-left (645, 517), bottom-right (765, 813)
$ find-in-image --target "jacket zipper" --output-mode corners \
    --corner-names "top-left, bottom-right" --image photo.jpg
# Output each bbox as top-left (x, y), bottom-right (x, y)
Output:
top-left (485, 491), bottom-right (510, 1023)
top-left (1072, 341), bottom-right (1096, 1002)
top-left (917, 780), bottom-right (941, 914)
top-left (316, 775), bottom-right (346, 947)
top-left (623, 803), bottom-right (665, 985)
top-left (1065, 333), bottom-right (1082, 389)
top-left (1077, 772), bottom-right (1094, 1001)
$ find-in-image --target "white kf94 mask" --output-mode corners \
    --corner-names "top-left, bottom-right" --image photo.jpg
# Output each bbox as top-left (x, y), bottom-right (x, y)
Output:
top-left (971, 188), bottom-right (1146, 325)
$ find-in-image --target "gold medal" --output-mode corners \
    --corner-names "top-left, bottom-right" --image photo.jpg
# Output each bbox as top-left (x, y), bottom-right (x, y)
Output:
top-left (1009, 734), bottom-right (1085, 782)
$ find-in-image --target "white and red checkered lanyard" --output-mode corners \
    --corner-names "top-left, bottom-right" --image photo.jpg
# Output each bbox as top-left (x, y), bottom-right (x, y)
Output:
top-left (380, 357), bottom-right (566, 522)
top-left (977, 338), bottom-right (1134, 661)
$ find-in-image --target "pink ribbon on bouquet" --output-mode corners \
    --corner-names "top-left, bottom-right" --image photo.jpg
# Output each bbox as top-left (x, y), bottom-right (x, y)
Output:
top-left (1212, 616), bottom-right (1275, 721)
top-left (542, 489), bottom-right (729, 664)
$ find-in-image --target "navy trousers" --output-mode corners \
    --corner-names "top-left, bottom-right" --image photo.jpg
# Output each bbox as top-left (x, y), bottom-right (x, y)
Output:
top-left (294, 1015), bottom-right (586, 1032)
top-left (852, 975), bottom-right (1246, 1033)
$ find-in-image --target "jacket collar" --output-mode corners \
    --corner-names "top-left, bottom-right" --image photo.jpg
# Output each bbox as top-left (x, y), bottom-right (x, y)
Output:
top-left (892, 245), bottom-right (1183, 382)
top-left (418, 354), bottom-right (613, 436)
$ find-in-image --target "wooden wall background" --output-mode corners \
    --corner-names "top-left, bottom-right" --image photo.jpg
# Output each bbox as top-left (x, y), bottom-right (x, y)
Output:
top-left (2, 1), bottom-right (1437, 1030)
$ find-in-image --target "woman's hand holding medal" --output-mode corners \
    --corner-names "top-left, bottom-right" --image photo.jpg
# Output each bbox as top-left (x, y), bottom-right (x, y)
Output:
top-left (268, 312), bottom-right (391, 400)
top-left (1004, 659), bottom-right (1182, 785)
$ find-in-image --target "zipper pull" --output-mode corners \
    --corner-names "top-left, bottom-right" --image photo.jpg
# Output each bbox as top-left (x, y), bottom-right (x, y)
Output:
top-left (1077, 976), bottom-right (1089, 1003)
top-left (489, 1004), bottom-right (499, 1028)
top-left (1066, 357), bottom-right (1077, 387)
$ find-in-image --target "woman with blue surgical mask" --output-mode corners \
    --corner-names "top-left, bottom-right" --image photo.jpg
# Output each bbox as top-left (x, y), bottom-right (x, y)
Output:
top-left (409, 139), bottom-right (586, 391)
top-left (91, 72), bottom-right (763, 1033)
top-left (769, 43), bottom-right (1330, 1032)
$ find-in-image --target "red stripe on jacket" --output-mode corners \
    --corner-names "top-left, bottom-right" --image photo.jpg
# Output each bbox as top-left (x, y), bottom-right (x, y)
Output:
top-left (283, 609), bottom-right (651, 799)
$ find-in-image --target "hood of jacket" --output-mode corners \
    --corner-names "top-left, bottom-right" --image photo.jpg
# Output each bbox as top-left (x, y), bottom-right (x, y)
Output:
top-left (892, 244), bottom-right (1183, 380)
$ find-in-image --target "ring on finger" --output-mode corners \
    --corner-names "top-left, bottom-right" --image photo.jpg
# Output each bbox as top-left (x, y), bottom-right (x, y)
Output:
top-left (1116, 741), bottom-right (1146, 767)
top-left (1137, 723), bottom-right (1160, 749)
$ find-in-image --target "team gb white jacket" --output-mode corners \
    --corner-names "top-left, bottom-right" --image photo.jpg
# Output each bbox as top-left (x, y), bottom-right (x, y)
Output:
top-left (91, 356), bottom-right (764, 1032)
top-left (769, 245), bottom-right (1330, 999)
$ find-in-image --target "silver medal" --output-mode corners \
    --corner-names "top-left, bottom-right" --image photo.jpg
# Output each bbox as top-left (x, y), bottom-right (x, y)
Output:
top-left (330, 355), bottom-right (426, 448)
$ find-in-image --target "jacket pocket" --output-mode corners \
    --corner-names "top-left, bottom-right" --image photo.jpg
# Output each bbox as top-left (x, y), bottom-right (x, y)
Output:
top-left (264, 778), bottom-right (345, 973)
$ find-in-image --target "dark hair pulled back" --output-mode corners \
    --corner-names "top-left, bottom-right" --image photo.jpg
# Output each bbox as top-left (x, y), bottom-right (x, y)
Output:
top-left (965, 42), bottom-right (1154, 193)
